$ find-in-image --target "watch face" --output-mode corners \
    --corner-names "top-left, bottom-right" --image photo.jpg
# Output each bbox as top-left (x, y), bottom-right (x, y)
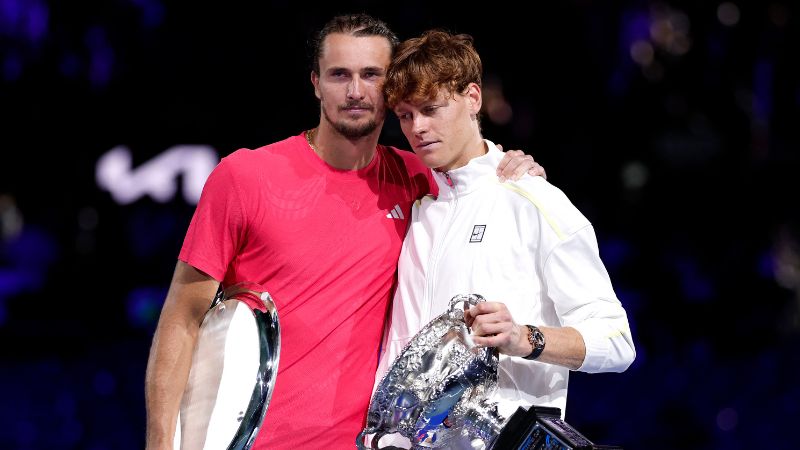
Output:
top-left (528, 325), bottom-right (544, 345)
top-left (525, 325), bottom-right (545, 360)
top-left (533, 328), bottom-right (545, 347)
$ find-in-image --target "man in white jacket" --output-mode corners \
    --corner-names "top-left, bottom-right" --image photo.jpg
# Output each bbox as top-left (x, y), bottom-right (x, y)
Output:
top-left (373, 29), bottom-right (636, 446)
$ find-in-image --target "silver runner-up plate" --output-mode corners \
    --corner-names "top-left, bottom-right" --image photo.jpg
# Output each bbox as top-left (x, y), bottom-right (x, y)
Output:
top-left (174, 282), bottom-right (280, 450)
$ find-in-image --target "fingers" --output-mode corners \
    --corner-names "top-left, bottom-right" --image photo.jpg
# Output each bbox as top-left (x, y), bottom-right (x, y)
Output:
top-left (467, 303), bottom-right (513, 336)
top-left (471, 321), bottom-right (526, 356)
top-left (465, 302), bottom-right (526, 355)
top-left (467, 301), bottom-right (504, 318)
top-left (471, 327), bottom-right (515, 349)
top-left (471, 321), bottom-right (509, 337)
top-left (507, 156), bottom-right (546, 181)
top-left (497, 151), bottom-right (537, 182)
top-left (463, 310), bottom-right (475, 327)
top-left (495, 149), bottom-right (523, 179)
top-left (528, 163), bottom-right (547, 180)
top-left (495, 145), bottom-right (548, 182)
top-left (472, 334), bottom-right (503, 348)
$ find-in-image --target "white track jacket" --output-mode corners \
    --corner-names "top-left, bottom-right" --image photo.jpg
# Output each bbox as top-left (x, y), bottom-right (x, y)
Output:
top-left (376, 140), bottom-right (636, 421)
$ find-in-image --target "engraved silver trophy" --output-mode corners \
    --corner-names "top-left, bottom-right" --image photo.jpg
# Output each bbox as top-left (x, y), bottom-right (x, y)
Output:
top-left (357, 294), bottom-right (507, 450)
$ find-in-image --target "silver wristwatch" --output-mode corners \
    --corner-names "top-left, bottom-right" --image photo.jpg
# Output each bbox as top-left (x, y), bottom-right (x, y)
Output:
top-left (523, 324), bottom-right (545, 360)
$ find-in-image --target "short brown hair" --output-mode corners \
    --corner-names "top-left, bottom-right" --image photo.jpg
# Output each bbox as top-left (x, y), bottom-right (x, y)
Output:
top-left (384, 30), bottom-right (482, 109)
top-left (309, 14), bottom-right (399, 75)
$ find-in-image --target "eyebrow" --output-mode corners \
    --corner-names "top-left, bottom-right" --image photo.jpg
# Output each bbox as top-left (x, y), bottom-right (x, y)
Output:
top-left (325, 66), bottom-right (386, 74)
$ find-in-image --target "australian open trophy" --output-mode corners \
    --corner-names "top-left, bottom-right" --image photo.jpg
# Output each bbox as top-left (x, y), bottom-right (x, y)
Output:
top-left (357, 294), bottom-right (506, 449)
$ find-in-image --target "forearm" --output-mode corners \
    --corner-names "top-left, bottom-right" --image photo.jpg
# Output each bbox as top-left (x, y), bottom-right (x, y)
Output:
top-left (535, 326), bottom-right (585, 370)
top-left (144, 261), bottom-right (220, 450)
top-left (145, 314), bottom-right (200, 449)
top-left (467, 303), bottom-right (586, 370)
top-left (500, 324), bottom-right (585, 370)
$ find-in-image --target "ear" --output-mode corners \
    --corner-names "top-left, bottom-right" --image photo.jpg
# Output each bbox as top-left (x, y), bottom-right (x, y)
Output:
top-left (466, 83), bottom-right (482, 115)
top-left (311, 71), bottom-right (321, 100)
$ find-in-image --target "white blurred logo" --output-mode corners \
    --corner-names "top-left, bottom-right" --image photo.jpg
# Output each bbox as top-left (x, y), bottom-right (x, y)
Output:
top-left (96, 145), bottom-right (218, 205)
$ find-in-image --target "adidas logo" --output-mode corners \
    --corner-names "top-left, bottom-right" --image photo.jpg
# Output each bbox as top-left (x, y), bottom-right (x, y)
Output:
top-left (386, 204), bottom-right (405, 220)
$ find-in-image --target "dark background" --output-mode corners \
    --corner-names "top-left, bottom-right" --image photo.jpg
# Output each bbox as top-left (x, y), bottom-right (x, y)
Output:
top-left (2, 1), bottom-right (799, 449)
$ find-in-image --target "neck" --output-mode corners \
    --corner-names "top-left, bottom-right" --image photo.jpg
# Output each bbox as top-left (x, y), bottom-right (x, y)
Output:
top-left (308, 123), bottom-right (381, 170)
top-left (439, 137), bottom-right (487, 172)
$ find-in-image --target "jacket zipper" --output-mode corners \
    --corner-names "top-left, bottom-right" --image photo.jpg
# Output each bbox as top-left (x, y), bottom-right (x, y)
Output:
top-left (424, 171), bottom-right (457, 321)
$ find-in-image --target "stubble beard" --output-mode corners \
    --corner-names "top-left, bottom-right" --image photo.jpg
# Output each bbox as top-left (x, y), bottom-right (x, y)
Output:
top-left (322, 104), bottom-right (383, 139)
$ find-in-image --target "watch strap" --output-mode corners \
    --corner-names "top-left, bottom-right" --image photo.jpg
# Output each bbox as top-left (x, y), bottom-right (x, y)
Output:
top-left (524, 324), bottom-right (545, 360)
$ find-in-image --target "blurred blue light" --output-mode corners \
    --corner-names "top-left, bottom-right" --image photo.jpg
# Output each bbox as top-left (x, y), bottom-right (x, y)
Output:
top-left (608, 8), bottom-right (650, 96)
top-left (599, 236), bottom-right (632, 271)
top-left (24, 0), bottom-right (47, 44)
top-left (93, 370), bottom-right (116, 396)
top-left (757, 249), bottom-right (774, 279)
top-left (753, 60), bottom-right (773, 122)
top-left (0, 0), bottom-right (23, 31)
top-left (85, 26), bottom-right (114, 88)
top-left (60, 52), bottom-right (80, 78)
top-left (3, 52), bottom-right (22, 81)
top-left (54, 391), bottom-right (77, 417)
top-left (0, 0), bottom-right (48, 43)
top-left (13, 419), bottom-right (35, 446)
top-left (621, 10), bottom-right (651, 48)
top-left (59, 418), bottom-right (83, 446)
top-left (674, 258), bottom-right (716, 302)
top-left (126, 286), bottom-right (166, 328)
top-left (135, 0), bottom-right (166, 28)
top-left (1, 226), bottom-right (59, 326)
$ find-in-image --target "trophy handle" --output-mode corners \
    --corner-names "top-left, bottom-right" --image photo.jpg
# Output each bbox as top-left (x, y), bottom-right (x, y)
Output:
top-left (447, 294), bottom-right (486, 317)
top-left (444, 294), bottom-right (486, 351)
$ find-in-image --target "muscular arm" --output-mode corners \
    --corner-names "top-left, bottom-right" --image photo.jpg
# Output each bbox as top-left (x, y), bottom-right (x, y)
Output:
top-left (145, 261), bottom-right (220, 450)
top-left (466, 302), bottom-right (586, 370)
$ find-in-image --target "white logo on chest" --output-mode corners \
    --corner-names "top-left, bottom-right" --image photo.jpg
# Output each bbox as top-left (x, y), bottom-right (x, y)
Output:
top-left (386, 204), bottom-right (405, 219)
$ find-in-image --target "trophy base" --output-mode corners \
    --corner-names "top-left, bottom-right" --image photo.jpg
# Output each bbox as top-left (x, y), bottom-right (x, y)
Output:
top-left (492, 406), bottom-right (623, 450)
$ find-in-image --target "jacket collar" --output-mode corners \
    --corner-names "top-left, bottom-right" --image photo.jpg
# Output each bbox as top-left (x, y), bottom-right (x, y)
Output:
top-left (434, 139), bottom-right (502, 199)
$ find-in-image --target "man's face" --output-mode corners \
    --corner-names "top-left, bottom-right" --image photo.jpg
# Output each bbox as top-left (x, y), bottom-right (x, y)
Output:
top-left (312, 33), bottom-right (391, 139)
top-left (393, 84), bottom-right (483, 171)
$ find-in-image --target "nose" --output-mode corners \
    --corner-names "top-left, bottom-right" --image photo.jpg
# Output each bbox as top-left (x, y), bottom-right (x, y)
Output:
top-left (412, 115), bottom-right (428, 136)
top-left (347, 76), bottom-right (364, 100)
